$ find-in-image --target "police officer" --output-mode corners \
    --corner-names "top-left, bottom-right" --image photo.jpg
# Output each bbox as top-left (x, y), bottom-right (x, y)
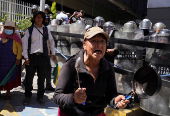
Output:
top-left (153, 22), bottom-right (166, 33)
top-left (92, 16), bottom-right (105, 28)
top-left (31, 5), bottom-right (38, 14)
top-left (44, 4), bottom-right (53, 20)
top-left (103, 21), bottom-right (119, 63)
top-left (139, 19), bottom-right (153, 66)
top-left (44, 4), bottom-right (51, 15)
top-left (122, 21), bottom-right (138, 39)
top-left (44, 15), bottom-right (50, 26)
top-left (139, 19), bottom-right (153, 40)
top-left (145, 29), bottom-right (170, 64)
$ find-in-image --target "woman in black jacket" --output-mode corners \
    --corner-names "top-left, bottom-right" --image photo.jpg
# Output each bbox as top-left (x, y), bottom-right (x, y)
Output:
top-left (53, 27), bottom-right (129, 116)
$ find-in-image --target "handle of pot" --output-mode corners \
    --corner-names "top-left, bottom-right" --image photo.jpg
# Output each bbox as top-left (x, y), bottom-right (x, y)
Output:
top-left (113, 94), bottom-right (131, 109)
top-left (160, 74), bottom-right (170, 77)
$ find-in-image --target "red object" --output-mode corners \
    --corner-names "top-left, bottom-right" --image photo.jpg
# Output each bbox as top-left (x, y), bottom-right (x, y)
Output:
top-left (0, 64), bottom-right (21, 90)
top-left (58, 108), bottom-right (106, 116)
top-left (0, 32), bottom-right (22, 45)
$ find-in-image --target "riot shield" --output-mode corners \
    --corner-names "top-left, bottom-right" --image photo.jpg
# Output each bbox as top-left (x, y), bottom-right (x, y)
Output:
top-left (56, 24), bottom-right (70, 56)
top-left (48, 25), bottom-right (57, 32)
top-left (114, 31), bottom-right (144, 94)
top-left (140, 31), bottom-right (170, 115)
top-left (69, 20), bottom-right (86, 56)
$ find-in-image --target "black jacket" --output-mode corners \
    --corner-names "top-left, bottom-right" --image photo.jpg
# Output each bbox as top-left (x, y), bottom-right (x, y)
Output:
top-left (53, 50), bottom-right (118, 116)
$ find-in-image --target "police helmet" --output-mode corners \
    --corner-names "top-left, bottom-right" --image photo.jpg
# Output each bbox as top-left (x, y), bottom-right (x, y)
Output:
top-left (103, 21), bottom-right (115, 34)
top-left (153, 22), bottom-right (166, 32)
top-left (32, 5), bottom-right (38, 10)
top-left (93, 16), bottom-right (105, 27)
top-left (45, 4), bottom-right (51, 11)
top-left (139, 19), bottom-right (152, 30)
top-left (123, 21), bottom-right (137, 33)
top-left (85, 25), bottom-right (92, 31)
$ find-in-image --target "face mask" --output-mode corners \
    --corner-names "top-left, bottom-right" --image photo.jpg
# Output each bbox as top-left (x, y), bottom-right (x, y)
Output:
top-left (5, 29), bottom-right (13, 35)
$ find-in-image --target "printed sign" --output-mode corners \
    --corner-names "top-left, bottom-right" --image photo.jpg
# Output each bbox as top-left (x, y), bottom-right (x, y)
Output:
top-left (115, 49), bottom-right (143, 60)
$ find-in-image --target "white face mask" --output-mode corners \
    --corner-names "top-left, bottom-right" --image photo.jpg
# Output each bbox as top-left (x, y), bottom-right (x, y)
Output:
top-left (5, 29), bottom-right (13, 35)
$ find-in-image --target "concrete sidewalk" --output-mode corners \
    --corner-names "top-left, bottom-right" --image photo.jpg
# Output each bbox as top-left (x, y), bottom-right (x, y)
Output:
top-left (0, 70), bottom-right (58, 116)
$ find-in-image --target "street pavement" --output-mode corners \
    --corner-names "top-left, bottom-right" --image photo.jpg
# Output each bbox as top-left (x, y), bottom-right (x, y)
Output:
top-left (0, 69), bottom-right (58, 116)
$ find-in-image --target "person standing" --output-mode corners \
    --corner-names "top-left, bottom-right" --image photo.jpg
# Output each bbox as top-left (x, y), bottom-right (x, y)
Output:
top-left (22, 11), bottom-right (56, 106)
top-left (0, 21), bottom-right (22, 99)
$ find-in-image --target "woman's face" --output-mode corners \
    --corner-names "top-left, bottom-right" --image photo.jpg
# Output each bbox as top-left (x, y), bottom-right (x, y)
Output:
top-left (83, 34), bottom-right (106, 60)
top-left (4, 26), bottom-right (14, 35)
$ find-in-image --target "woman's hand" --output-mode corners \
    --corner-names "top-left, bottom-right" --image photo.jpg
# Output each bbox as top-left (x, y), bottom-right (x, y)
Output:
top-left (15, 59), bottom-right (20, 65)
top-left (106, 49), bottom-right (115, 55)
top-left (73, 88), bottom-right (87, 104)
top-left (25, 58), bottom-right (30, 65)
top-left (114, 95), bottom-right (130, 109)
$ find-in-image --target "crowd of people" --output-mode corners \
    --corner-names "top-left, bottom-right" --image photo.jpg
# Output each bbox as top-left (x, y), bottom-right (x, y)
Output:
top-left (0, 3), bottom-right (169, 116)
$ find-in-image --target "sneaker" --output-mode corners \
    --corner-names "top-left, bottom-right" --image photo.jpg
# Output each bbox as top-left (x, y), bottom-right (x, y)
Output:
top-left (37, 97), bottom-right (45, 106)
top-left (23, 97), bottom-right (30, 105)
top-left (45, 86), bottom-right (55, 91)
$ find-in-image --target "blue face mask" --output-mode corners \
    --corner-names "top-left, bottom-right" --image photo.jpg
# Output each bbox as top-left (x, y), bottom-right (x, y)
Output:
top-left (5, 29), bottom-right (13, 35)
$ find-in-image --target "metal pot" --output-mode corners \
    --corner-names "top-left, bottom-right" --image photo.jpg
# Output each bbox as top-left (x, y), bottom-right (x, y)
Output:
top-left (114, 66), bottom-right (162, 108)
top-left (133, 66), bottom-right (162, 99)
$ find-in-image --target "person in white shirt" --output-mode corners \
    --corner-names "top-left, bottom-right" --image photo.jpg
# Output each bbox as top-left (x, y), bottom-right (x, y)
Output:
top-left (22, 11), bottom-right (56, 106)
top-left (56, 11), bottom-right (68, 23)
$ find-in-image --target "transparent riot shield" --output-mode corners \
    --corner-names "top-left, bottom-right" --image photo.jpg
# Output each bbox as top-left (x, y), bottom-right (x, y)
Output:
top-left (56, 24), bottom-right (70, 56)
top-left (114, 31), bottom-right (144, 94)
top-left (69, 20), bottom-right (86, 56)
top-left (140, 33), bottom-right (170, 116)
top-left (48, 25), bottom-right (57, 32)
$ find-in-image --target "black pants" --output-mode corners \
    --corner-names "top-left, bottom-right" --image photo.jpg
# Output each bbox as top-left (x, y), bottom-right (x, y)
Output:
top-left (45, 56), bottom-right (52, 88)
top-left (25, 54), bottom-right (49, 99)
